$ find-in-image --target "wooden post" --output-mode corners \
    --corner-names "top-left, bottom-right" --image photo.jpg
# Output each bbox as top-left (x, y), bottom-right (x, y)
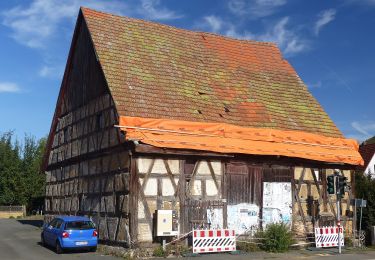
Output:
top-left (129, 156), bottom-right (138, 247)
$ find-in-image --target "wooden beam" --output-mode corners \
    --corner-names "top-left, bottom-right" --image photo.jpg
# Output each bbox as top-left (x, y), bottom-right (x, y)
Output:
top-left (135, 144), bottom-right (233, 158)
top-left (134, 144), bottom-right (357, 170)
top-left (129, 156), bottom-right (138, 246)
top-left (207, 161), bottom-right (220, 191)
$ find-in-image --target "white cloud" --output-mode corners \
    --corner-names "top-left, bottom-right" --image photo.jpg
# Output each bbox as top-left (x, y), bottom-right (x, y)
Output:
top-left (202, 15), bottom-right (223, 33)
top-left (0, 82), bottom-right (20, 93)
top-left (200, 16), bottom-right (308, 56)
top-left (1, 0), bottom-right (130, 49)
top-left (39, 65), bottom-right (64, 78)
top-left (2, 0), bottom-right (182, 79)
top-left (314, 9), bottom-right (336, 36)
top-left (228, 0), bottom-right (287, 18)
top-left (140, 0), bottom-right (183, 20)
top-left (352, 121), bottom-right (375, 136)
top-left (307, 81), bottom-right (322, 89)
top-left (254, 17), bottom-right (308, 55)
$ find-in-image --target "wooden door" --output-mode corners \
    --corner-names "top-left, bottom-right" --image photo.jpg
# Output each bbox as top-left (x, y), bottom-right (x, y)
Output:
top-left (226, 162), bottom-right (263, 235)
top-left (182, 159), bottom-right (224, 232)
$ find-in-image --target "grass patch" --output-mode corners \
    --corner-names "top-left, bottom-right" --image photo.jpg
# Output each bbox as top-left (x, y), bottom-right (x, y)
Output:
top-left (152, 246), bottom-right (168, 257)
top-left (237, 240), bottom-right (261, 252)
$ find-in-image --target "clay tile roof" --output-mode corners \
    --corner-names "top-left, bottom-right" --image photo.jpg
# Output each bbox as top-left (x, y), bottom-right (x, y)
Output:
top-left (359, 143), bottom-right (375, 170)
top-left (81, 7), bottom-right (343, 138)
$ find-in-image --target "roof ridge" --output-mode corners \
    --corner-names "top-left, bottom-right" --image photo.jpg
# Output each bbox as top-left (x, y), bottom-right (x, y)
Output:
top-left (80, 6), bottom-right (278, 47)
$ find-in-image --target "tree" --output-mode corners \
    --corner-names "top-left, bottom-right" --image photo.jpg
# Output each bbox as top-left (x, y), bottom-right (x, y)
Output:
top-left (0, 132), bottom-right (22, 205)
top-left (0, 132), bottom-right (46, 212)
top-left (21, 135), bottom-right (47, 211)
top-left (354, 171), bottom-right (375, 244)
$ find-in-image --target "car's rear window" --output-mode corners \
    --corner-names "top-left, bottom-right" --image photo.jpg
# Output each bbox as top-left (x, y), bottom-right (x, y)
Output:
top-left (65, 221), bottom-right (95, 230)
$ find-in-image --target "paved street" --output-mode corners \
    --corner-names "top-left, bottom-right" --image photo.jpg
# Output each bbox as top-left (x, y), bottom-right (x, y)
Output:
top-left (175, 250), bottom-right (375, 260)
top-left (0, 219), bottom-right (117, 260)
top-left (2, 218), bottom-right (375, 260)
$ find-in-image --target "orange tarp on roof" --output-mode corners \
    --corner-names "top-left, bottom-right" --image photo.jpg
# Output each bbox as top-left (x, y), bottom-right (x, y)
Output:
top-left (118, 116), bottom-right (364, 166)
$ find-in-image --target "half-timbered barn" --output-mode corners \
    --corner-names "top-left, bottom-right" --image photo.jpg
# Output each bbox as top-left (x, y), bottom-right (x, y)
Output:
top-left (43, 7), bottom-right (364, 247)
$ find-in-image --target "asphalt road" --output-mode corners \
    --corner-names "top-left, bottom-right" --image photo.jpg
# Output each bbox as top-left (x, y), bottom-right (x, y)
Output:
top-left (162, 247), bottom-right (375, 260)
top-left (3, 218), bottom-right (375, 260)
top-left (0, 218), bottom-right (118, 260)
top-left (176, 250), bottom-right (375, 260)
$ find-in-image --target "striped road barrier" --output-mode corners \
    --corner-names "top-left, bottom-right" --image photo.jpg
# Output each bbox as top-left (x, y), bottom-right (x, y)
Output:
top-left (315, 226), bottom-right (344, 248)
top-left (193, 229), bottom-right (236, 253)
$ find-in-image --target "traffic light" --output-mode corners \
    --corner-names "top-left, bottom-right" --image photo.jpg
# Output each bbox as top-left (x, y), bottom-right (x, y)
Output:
top-left (327, 175), bottom-right (336, 195)
top-left (337, 176), bottom-right (347, 198)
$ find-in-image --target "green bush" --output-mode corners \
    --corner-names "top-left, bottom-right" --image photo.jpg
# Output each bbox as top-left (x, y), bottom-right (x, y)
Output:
top-left (259, 223), bottom-right (294, 252)
top-left (9, 216), bottom-right (15, 219)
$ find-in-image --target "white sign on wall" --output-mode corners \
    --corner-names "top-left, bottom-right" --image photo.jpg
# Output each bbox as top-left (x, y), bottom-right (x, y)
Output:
top-left (262, 182), bottom-right (292, 227)
top-left (227, 203), bottom-right (259, 235)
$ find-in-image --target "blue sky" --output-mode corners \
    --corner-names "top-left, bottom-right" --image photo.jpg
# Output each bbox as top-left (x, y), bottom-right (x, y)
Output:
top-left (0, 0), bottom-right (374, 142)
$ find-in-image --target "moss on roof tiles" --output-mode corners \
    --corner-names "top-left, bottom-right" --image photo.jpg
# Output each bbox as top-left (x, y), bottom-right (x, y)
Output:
top-left (81, 7), bottom-right (343, 138)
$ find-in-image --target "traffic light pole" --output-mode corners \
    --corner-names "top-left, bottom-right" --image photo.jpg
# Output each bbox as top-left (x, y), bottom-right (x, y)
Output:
top-left (327, 171), bottom-right (346, 254)
top-left (336, 197), bottom-right (341, 254)
top-left (335, 173), bottom-right (342, 254)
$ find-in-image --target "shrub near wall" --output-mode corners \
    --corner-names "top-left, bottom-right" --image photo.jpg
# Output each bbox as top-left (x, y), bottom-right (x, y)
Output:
top-left (259, 223), bottom-right (294, 252)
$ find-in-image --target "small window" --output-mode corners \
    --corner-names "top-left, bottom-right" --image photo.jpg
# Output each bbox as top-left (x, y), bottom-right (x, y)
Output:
top-left (55, 219), bottom-right (63, 229)
top-left (96, 113), bottom-right (104, 130)
top-left (65, 221), bottom-right (95, 230)
top-left (49, 219), bottom-right (58, 228)
top-left (63, 128), bottom-right (68, 143)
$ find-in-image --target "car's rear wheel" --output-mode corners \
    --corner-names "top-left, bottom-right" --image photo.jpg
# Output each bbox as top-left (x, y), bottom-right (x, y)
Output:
top-left (41, 233), bottom-right (45, 246)
top-left (55, 240), bottom-right (63, 254)
top-left (89, 246), bottom-right (97, 252)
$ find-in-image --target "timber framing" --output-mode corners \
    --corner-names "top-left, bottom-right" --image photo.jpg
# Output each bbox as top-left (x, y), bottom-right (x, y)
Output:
top-left (43, 7), bottom-right (360, 248)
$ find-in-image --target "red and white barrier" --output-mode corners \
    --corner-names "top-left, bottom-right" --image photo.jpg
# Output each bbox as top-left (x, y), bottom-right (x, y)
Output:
top-left (192, 229), bottom-right (236, 253)
top-left (315, 226), bottom-right (344, 248)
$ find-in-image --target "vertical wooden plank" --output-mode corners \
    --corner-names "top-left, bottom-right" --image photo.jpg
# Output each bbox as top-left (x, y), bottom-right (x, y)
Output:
top-left (222, 161), bottom-right (227, 228)
top-left (129, 156), bottom-right (138, 246)
top-left (157, 178), bottom-right (162, 210)
top-left (321, 169), bottom-right (328, 212)
top-left (293, 168), bottom-right (308, 234)
top-left (201, 179), bottom-right (206, 199)
top-left (350, 169), bottom-right (356, 234)
top-left (291, 169), bottom-right (296, 230)
top-left (179, 159), bottom-right (187, 233)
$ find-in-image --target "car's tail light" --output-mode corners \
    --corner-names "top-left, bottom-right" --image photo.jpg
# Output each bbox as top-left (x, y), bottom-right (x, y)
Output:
top-left (62, 231), bottom-right (69, 238)
top-left (93, 230), bottom-right (98, 237)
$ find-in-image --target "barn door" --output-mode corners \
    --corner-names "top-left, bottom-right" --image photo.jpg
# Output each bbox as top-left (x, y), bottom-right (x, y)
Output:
top-left (226, 163), bottom-right (263, 235)
top-left (182, 159), bottom-right (224, 232)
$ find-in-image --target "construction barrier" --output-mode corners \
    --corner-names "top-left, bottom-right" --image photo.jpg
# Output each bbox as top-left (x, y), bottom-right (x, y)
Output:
top-left (192, 229), bottom-right (236, 253)
top-left (315, 226), bottom-right (344, 248)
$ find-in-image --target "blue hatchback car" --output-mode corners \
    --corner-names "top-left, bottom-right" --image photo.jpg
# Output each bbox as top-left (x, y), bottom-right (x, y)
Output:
top-left (41, 216), bottom-right (98, 254)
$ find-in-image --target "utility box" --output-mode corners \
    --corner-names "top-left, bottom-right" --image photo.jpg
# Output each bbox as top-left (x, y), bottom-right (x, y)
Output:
top-left (155, 210), bottom-right (178, 237)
